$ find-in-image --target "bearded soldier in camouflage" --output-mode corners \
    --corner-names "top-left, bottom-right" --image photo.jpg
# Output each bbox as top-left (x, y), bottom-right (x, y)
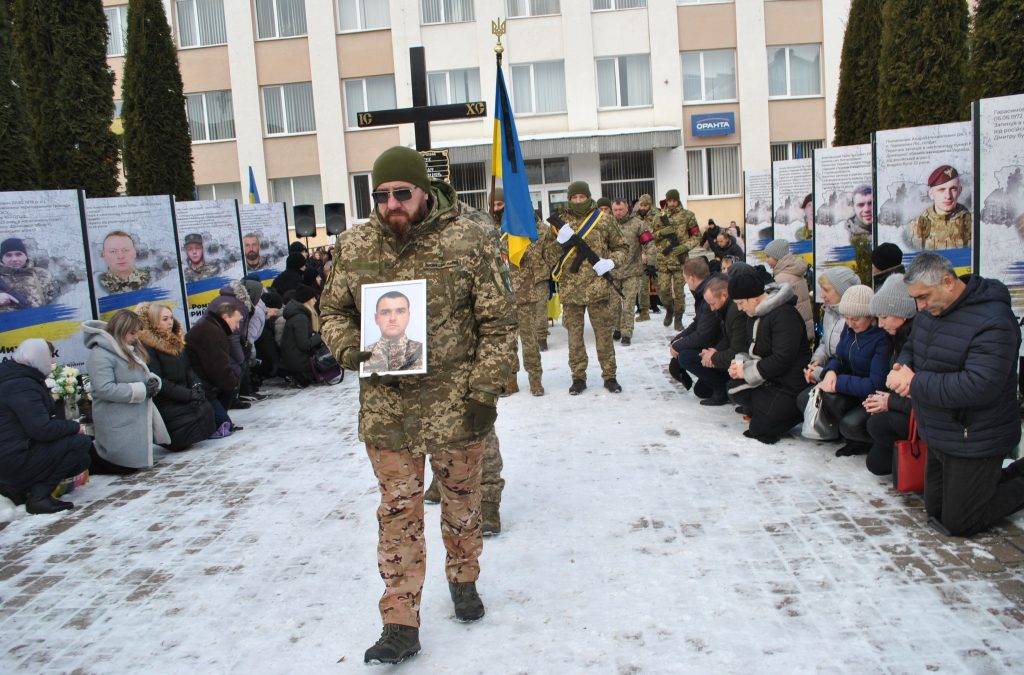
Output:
top-left (654, 189), bottom-right (699, 330)
top-left (319, 146), bottom-right (517, 665)
top-left (0, 238), bottom-right (56, 311)
top-left (548, 181), bottom-right (628, 395)
top-left (906, 165), bottom-right (973, 251)
top-left (611, 199), bottom-right (653, 345)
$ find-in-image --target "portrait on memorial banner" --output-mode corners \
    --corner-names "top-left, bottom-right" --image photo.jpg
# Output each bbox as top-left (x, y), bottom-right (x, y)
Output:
top-left (359, 279), bottom-right (427, 378)
top-left (174, 200), bottom-right (244, 324)
top-left (772, 158), bottom-right (814, 263)
top-left (813, 144), bottom-right (874, 286)
top-left (239, 202), bottom-right (290, 284)
top-left (744, 169), bottom-right (772, 264)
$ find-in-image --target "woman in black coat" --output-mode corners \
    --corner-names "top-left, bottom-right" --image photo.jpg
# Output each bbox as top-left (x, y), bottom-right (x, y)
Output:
top-left (280, 285), bottom-right (323, 386)
top-left (137, 303), bottom-right (216, 450)
top-left (0, 339), bottom-right (91, 513)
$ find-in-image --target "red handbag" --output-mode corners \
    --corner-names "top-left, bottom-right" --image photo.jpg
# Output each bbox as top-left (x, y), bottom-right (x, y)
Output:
top-left (893, 411), bottom-right (928, 493)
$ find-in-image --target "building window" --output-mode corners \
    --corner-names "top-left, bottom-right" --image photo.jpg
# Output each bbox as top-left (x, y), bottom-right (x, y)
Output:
top-left (185, 91), bottom-right (235, 142)
top-left (427, 68), bottom-right (481, 106)
top-left (596, 54), bottom-right (652, 108)
top-left (506, 0), bottom-right (560, 17)
top-left (767, 44), bottom-right (822, 98)
top-left (262, 82), bottom-right (316, 135)
top-left (593, 0), bottom-right (646, 9)
top-left (451, 162), bottom-right (487, 211)
top-left (255, 0), bottom-right (307, 39)
top-left (343, 76), bottom-right (397, 128)
top-left (105, 6), bottom-right (128, 57)
top-left (272, 175), bottom-right (325, 224)
top-left (338, 0), bottom-right (390, 31)
top-left (599, 151), bottom-right (654, 203)
top-left (352, 173), bottom-right (373, 220)
top-left (770, 139), bottom-right (823, 162)
top-left (677, 0), bottom-right (732, 5)
top-left (196, 182), bottom-right (242, 201)
top-left (686, 146), bottom-right (740, 198)
top-left (510, 61), bottom-right (567, 115)
top-left (176, 0), bottom-right (228, 48)
top-left (524, 157), bottom-right (569, 186)
top-left (681, 49), bottom-right (736, 103)
top-left (421, 0), bottom-right (475, 25)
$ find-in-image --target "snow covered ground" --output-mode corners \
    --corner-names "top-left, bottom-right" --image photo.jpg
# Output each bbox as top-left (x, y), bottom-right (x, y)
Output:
top-left (2, 308), bottom-right (1024, 673)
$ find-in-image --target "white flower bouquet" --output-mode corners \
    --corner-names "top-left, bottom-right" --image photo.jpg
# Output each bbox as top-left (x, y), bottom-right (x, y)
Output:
top-left (48, 364), bottom-right (90, 403)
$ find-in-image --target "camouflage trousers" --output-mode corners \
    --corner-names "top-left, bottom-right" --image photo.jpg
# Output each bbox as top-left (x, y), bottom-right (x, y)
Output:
top-left (516, 301), bottom-right (541, 381)
top-left (534, 281), bottom-right (550, 340)
top-left (563, 300), bottom-right (616, 381)
top-left (366, 441), bottom-right (484, 628)
top-left (480, 428), bottom-right (504, 504)
top-left (616, 275), bottom-right (646, 338)
top-left (656, 269), bottom-right (686, 313)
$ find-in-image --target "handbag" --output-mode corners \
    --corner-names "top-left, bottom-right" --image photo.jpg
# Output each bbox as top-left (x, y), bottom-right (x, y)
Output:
top-left (893, 411), bottom-right (927, 493)
top-left (800, 385), bottom-right (839, 440)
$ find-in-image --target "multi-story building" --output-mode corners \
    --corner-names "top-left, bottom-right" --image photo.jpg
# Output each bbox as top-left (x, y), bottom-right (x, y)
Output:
top-left (103, 0), bottom-right (850, 243)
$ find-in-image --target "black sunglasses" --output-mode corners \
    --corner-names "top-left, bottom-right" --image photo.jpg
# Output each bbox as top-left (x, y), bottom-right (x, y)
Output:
top-left (371, 187), bottom-right (415, 205)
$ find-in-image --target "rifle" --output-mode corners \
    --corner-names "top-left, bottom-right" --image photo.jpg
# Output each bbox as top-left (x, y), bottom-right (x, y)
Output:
top-left (546, 213), bottom-right (624, 299)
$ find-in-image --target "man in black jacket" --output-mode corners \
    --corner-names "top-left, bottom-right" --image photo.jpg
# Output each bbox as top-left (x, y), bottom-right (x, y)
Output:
top-left (699, 274), bottom-right (749, 406)
top-left (887, 252), bottom-right (1023, 536)
top-left (669, 259), bottom-right (720, 396)
top-left (185, 298), bottom-right (244, 433)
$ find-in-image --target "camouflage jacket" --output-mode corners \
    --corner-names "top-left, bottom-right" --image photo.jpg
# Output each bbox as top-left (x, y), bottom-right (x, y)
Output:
top-left (614, 215), bottom-right (654, 279)
top-left (184, 261), bottom-right (223, 283)
top-left (466, 206), bottom-right (554, 305)
top-left (842, 215), bottom-right (871, 238)
top-left (907, 204), bottom-right (973, 251)
top-left (0, 262), bottom-right (56, 311)
top-left (653, 206), bottom-right (699, 272)
top-left (544, 208), bottom-right (627, 305)
top-left (364, 335), bottom-right (424, 373)
top-left (320, 181), bottom-right (517, 455)
top-left (98, 268), bottom-right (151, 294)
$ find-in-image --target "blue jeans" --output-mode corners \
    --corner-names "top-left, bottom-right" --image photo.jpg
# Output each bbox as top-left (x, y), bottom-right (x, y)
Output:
top-left (677, 348), bottom-right (729, 394)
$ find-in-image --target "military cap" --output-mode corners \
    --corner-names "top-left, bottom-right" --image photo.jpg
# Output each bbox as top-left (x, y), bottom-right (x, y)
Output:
top-left (372, 146), bottom-right (431, 193)
top-left (927, 165), bottom-right (959, 188)
top-left (183, 233), bottom-right (203, 247)
top-left (596, 197), bottom-right (612, 209)
top-left (665, 189), bottom-right (680, 201)
top-left (567, 181), bottom-right (591, 199)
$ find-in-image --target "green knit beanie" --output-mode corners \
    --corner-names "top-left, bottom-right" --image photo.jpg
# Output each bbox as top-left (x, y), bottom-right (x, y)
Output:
top-left (372, 146), bottom-right (431, 193)
top-left (568, 181), bottom-right (591, 199)
top-left (665, 189), bottom-right (680, 202)
top-left (596, 197), bottom-right (612, 209)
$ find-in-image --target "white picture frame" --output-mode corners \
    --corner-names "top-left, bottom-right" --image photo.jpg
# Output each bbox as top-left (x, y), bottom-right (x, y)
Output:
top-left (359, 279), bottom-right (428, 378)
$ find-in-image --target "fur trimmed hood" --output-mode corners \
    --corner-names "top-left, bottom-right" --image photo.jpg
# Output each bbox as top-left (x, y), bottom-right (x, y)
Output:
top-left (754, 282), bottom-right (796, 317)
top-left (136, 303), bottom-right (185, 356)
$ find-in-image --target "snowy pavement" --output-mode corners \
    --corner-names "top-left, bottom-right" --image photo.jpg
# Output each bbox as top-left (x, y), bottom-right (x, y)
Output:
top-left (2, 310), bottom-right (1024, 673)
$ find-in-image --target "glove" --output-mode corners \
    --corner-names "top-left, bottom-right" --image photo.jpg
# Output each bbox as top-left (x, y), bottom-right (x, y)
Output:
top-left (556, 224), bottom-right (575, 245)
top-left (145, 378), bottom-right (160, 399)
top-left (368, 373), bottom-right (400, 386)
top-left (646, 264), bottom-right (657, 276)
top-left (592, 258), bottom-right (615, 276)
top-left (340, 348), bottom-right (372, 371)
top-left (466, 399), bottom-right (497, 435)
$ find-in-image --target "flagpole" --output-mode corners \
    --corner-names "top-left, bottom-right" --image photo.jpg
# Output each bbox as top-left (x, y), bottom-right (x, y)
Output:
top-left (489, 19), bottom-right (506, 217)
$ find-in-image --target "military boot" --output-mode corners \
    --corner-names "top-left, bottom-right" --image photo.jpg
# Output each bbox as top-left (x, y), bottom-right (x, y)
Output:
top-left (673, 310), bottom-right (683, 331)
top-left (612, 329), bottom-right (621, 341)
top-left (501, 378), bottom-right (519, 396)
top-left (529, 375), bottom-right (545, 396)
top-left (538, 339), bottom-right (548, 352)
top-left (569, 379), bottom-right (586, 395)
top-left (482, 501), bottom-right (501, 536)
top-left (423, 478), bottom-right (440, 504)
top-left (662, 303), bottom-right (674, 327)
top-left (449, 581), bottom-right (485, 622)
top-left (364, 624), bottom-right (421, 664)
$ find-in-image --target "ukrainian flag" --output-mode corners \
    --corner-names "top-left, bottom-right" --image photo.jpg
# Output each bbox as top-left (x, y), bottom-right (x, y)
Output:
top-left (491, 66), bottom-right (536, 267)
top-left (248, 166), bottom-right (261, 204)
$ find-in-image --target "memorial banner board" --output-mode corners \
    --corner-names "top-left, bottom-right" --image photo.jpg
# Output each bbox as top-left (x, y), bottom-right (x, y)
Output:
top-left (772, 158), bottom-right (814, 264)
top-left (743, 169), bottom-right (772, 264)
top-left (239, 202), bottom-right (290, 285)
top-left (813, 144), bottom-right (874, 288)
top-left (174, 200), bottom-right (243, 325)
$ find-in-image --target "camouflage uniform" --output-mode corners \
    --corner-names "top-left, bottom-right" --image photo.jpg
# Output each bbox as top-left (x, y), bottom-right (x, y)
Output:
top-left (632, 197), bottom-right (660, 321)
top-left (364, 335), bottom-right (424, 373)
top-left (613, 214), bottom-right (654, 340)
top-left (654, 205), bottom-right (699, 326)
top-left (506, 225), bottom-right (557, 391)
top-left (320, 181), bottom-right (516, 628)
top-left (547, 208), bottom-right (628, 382)
top-left (907, 204), bottom-right (973, 251)
top-left (184, 261), bottom-right (222, 283)
top-left (97, 268), bottom-right (151, 294)
top-left (0, 261), bottom-right (56, 311)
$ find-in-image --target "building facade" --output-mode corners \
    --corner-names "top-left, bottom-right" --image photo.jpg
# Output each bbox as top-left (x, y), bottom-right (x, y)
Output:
top-left (103, 0), bottom-right (850, 243)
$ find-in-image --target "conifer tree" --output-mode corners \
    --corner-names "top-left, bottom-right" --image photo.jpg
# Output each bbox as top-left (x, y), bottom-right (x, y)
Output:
top-left (121, 0), bottom-right (194, 200)
top-left (965, 0), bottom-right (1024, 103)
top-left (833, 0), bottom-right (882, 146)
top-left (877, 0), bottom-right (969, 130)
top-left (0, 0), bottom-right (38, 190)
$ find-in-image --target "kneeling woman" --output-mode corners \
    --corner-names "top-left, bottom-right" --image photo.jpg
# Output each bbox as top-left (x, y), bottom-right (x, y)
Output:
top-left (0, 339), bottom-right (92, 513)
top-left (84, 310), bottom-right (169, 473)
top-left (280, 285), bottom-right (323, 386)
top-left (137, 303), bottom-right (216, 451)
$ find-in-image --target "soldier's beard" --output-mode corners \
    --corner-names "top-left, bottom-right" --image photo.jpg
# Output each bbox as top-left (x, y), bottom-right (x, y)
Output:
top-left (245, 252), bottom-right (259, 262)
top-left (384, 201), bottom-right (429, 240)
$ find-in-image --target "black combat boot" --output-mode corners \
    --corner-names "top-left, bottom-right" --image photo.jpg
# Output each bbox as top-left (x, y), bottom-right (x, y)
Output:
top-left (364, 624), bottom-right (421, 664)
top-left (538, 339), bottom-right (548, 352)
top-left (620, 335), bottom-right (631, 346)
top-left (449, 581), bottom-right (485, 622)
top-left (25, 494), bottom-right (73, 514)
top-left (673, 310), bottom-right (683, 331)
top-left (603, 378), bottom-right (622, 393)
top-left (662, 303), bottom-right (674, 327)
top-left (612, 329), bottom-right (621, 341)
top-left (700, 390), bottom-right (729, 406)
top-left (569, 379), bottom-right (586, 395)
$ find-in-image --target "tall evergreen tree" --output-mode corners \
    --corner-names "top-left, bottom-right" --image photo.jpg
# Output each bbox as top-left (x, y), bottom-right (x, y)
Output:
top-left (11, 0), bottom-right (120, 196)
top-left (877, 0), bottom-right (969, 130)
top-left (833, 0), bottom-right (882, 146)
top-left (965, 0), bottom-right (1024, 103)
top-left (121, 0), bottom-right (194, 201)
top-left (0, 0), bottom-right (38, 190)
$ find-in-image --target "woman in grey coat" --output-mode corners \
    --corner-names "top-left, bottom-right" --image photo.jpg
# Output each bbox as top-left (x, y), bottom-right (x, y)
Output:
top-left (83, 311), bottom-right (169, 473)
top-left (805, 266), bottom-right (860, 384)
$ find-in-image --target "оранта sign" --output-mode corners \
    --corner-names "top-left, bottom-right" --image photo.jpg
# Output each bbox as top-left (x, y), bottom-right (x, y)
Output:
top-left (691, 112), bottom-right (735, 138)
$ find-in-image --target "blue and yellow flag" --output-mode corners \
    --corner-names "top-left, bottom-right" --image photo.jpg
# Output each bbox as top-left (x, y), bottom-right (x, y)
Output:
top-left (248, 166), bottom-right (261, 204)
top-left (492, 67), bottom-right (537, 266)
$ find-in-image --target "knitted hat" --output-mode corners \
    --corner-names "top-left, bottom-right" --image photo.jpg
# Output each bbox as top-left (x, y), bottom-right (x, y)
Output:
top-left (294, 285), bottom-right (316, 304)
top-left (567, 181), bottom-right (591, 198)
top-left (819, 266), bottom-right (860, 298)
top-left (665, 189), bottom-right (680, 202)
top-left (728, 271), bottom-right (766, 300)
top-left (928, 165), bottom-right (959, 188)
top-left (764, 239), bottom-right (790, 261)
top-left (1, 238), bottom-right (26, 256)
top-left (263, 290), bottom-right (283, 309)
top-left (242, 279), bottom-right (264, 307)
top-left (869, 273), bottom-right (917, 318)
top-left (837, 284), bottom-right (874, 317)
top-left (637, 194), bottom-right (652, 207)
top-left (372, 146), bottom-right (431, 193)
top-left (596, 197), bottom-right (612, 209)
top-left (289, 241), bottom-right (307, 255)
top-left (871, 242), bottom-right (903, 271)
top-left (286, 252), bottom-right (306, 271)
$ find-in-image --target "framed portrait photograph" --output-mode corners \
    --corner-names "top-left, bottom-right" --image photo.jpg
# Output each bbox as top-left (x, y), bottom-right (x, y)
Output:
top-left (359, 279), bottom-right (428, 378)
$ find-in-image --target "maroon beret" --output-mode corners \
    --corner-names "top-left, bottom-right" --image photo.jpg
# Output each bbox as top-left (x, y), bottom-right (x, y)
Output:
top-left (927, 165), bottom-right (959, 188)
